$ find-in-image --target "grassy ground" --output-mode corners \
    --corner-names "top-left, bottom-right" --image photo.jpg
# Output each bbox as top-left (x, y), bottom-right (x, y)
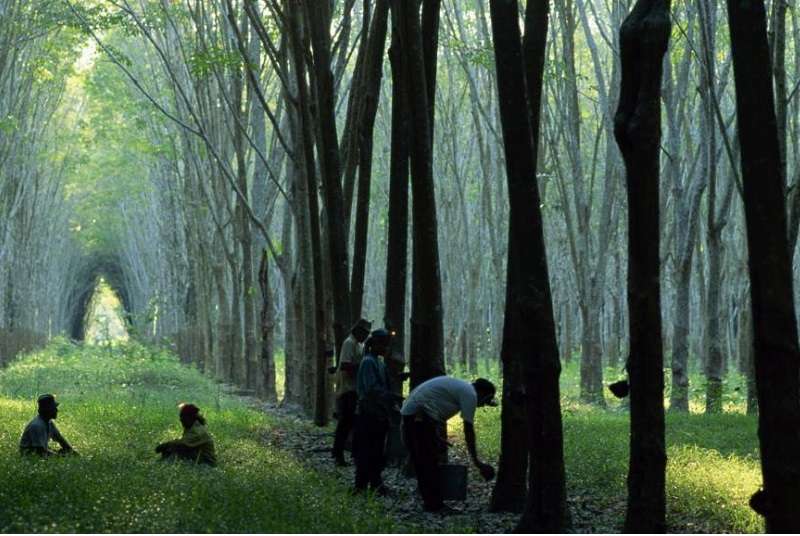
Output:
top-left (446, 359), bottom-right (763, 532)
top-left (0, 341), bottom-right (763, 533)
top-left (0, 340), bottom-right (406, 533)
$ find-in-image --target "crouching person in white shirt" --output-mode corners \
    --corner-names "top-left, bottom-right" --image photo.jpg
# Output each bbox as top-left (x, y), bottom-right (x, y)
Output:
top-left (401, 376), bottom-right (497, 513)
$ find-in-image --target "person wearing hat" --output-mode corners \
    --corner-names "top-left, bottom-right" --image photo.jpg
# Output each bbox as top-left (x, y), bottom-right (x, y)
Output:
top-left (331, 318), bottom-right (371, 466)
top-left (352, 328), bottom-right (398, 495)
top-left (155, 403), bottom-right (217, 466)
top-left (19, 394), bottom-right (75, 456)
top-left (401, 376), bottom-right (498, 513)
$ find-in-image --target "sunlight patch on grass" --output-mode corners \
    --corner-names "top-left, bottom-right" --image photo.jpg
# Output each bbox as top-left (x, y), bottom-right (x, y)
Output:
top-left (0, 342), bottom-right (401, 533)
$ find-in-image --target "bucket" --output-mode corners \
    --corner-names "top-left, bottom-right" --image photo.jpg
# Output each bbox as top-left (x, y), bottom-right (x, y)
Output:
top-left (439, 464), bottom-right (468, 501)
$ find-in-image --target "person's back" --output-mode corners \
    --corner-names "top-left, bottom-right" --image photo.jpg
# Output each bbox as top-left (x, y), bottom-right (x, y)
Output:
top-left (401, 375), bottom-right (477, 424)
top-left (156, 403), bottom-right (216, 466)
top-left (19, 394), bottom-right (74, 456)
top-left (19, 415), bottom-right (54, 455)
top-left (180, 420), bottom-right (217, 466)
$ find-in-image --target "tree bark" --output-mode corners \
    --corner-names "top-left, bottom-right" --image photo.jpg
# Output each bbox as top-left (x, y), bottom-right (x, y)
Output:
top-left (384, 6), bottom-right (411, 395)
top-left (258, 248), bottom-right (277, 402)
top-left (727, 1), bottom-right (800, 530)
top-left (288, 4), bottom-right (329, 423)
top-left (304, 0), bottom-right (352, 360)
top-left (614, 0), bottom-right (670, 531)
top-left (349, 0), bottom-right (390, 322)
top-left (489, 0), bottom-right (568, 529)
top-left (393, 0), bottom-right (446, 388)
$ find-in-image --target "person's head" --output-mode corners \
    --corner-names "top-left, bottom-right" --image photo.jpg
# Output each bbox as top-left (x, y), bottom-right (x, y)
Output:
top-left (37, 394), bottom-right (59, 421)
top-left (351, 318), bottom-right (372, 343)
top-left (472, 379), bottom-right (498, 408)
top-left (365, 328), bottom-right (391, 356)
top-left (178, 403), bottom-right (205, 429)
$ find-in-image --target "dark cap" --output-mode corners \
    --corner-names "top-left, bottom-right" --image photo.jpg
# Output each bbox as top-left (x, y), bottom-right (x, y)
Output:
top-left (37, 394), bottom-right (59, 408)
top-left (369, 328), bottom-right (391, 343)
top-left (178, 403), bottom-right (200, 417)
top-left (351, 318), bottom-right (372, 333)
top-left (473, 378), bottom-right (498, 406)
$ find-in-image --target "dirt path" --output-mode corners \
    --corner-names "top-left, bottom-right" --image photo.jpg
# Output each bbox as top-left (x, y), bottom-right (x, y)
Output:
top-left (256, 403), bottom-right (520, 533)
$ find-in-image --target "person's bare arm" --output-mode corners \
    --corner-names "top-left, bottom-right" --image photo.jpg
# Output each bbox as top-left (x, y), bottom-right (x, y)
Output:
top-left (464, 422), bottom-right (495, 480)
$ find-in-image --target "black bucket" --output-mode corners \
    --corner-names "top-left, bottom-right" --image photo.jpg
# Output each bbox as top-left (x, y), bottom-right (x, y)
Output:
top-left (439, 464), bottom-right (468, 501)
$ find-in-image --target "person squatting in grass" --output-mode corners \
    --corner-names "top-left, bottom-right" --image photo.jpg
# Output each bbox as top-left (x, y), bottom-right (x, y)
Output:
top-left (331, 317), bottom-right (372, 467)
top-left (352, 328), bottom-right (401, 495)
top-left (19, 394), bottom-right (77, 457)
top-left (155, 403), bottom-right (217, 466)
top-left (401, 376), bottom-right (497, 513)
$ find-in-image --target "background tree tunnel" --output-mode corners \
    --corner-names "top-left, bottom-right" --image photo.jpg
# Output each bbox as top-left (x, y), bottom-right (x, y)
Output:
top-left (66, 255), bottom-right (133, 342)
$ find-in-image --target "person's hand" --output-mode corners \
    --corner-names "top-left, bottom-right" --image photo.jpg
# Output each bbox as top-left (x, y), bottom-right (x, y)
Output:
top-left (477, 462), bottom-right (495, 481)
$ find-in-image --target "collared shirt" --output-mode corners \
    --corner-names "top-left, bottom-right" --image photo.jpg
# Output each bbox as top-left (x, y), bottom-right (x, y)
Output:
top-left (336, 334), bottom-right (364, 395)
top-left (356, 353), bottom-right (389, 401)
top-left (401, 376), bottom-right (478, 424)
top-left (19, 415), bottom-right (66, 454)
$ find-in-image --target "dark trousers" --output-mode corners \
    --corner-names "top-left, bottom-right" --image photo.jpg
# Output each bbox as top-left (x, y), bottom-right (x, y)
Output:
top-left (160, 444), bottom-right (206, 465)
top-left (333, 391), bottom-right (358, 459)
top-left (403, 414), bottom-right (443, 511)
top-left (353, 412), bottom-right (388, 491)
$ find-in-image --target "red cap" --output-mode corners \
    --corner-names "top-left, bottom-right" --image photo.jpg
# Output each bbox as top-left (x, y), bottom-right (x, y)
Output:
top-left (178, 403), bottom-right (200, 417)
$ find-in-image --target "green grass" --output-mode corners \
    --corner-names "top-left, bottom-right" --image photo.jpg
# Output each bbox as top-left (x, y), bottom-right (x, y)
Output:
top-left (0, 339), bottom-right (407, 533)
top-left (0, 340), bottom-right (765, 533)
top-left (451, 369), bottom-right (764, 533)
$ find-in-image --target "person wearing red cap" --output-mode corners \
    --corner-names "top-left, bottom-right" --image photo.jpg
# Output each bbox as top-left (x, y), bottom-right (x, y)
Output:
top-left (155, 403), bottom-right (217, 466)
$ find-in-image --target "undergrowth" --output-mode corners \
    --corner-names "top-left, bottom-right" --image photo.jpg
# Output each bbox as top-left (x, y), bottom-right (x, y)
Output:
top-left (0, 339), bottom-right (764, 533)
top-left (0, 339), bottom-right (405, 533)
top-left (446, 357), bottom-right (763, 532)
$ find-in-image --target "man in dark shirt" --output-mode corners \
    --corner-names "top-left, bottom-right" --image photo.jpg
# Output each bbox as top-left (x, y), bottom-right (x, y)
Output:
top-left (352, 328), bottom-right (397, 495)
top-left (19, 394), bottom-right (75, 456)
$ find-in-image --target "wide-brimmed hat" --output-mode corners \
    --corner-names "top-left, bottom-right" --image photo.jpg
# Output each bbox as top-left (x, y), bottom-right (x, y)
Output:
top-left (351, 318), bottom-right (372, 333)
top-left (37, 394), bottom-right (59, 409)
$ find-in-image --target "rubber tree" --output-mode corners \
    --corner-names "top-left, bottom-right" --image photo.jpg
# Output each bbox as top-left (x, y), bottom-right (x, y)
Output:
top-left (614, 0), bottom-right (671, 531)
top-left (489, 0), bottom-right (568, 529)
top-left (727, 0), bottom-right (800, 530)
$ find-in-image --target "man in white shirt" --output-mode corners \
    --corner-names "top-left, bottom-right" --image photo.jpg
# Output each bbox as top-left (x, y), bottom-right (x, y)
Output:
top-left (401, 376), bottom-right (497, 512)
top-left (19, 394), bottom-right (75, 456)
top-left (331, 318), bottom-right (371, 466)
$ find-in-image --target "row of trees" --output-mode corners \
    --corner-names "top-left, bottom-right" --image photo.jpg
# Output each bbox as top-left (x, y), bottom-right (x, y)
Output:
top-left (3, 0), bottom-right (800, 530)
top-left (0, 1), bottom-right (89, 361)
top-left (52, 0), bottom-right (797, 415)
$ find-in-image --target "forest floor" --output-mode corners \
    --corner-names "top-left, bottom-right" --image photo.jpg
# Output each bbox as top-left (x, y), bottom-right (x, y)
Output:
top-left (0, 341), bottom-right (765, 533)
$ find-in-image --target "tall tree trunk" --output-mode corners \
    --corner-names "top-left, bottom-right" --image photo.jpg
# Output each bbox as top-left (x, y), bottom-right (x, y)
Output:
top-left (288, 5), bottom-right (329, 423)
top-left (349, 0), bottom-right (390, 322)
top-left (671, 262), bottom-right (691, 412)
top-left (304, 0), bottom-right (352, 359)
top-left (490, 0), bottom-right (568, 529)
top-left (385, 8), bottom-right (411, 395)
top-left (727, 1), bottom-right (800, 530)
top-left (393, 0), bottom-right (446, 388)
top-left (258, 248), bottom-right (277, 402)
top-left (614, 0), bottom-right (670, 531)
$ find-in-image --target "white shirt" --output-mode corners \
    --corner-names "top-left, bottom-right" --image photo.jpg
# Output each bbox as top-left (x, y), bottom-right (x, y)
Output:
top-left (336, 335), bottom-right (364, 395)
top-left (401, 376), bottom-right (478, 424)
